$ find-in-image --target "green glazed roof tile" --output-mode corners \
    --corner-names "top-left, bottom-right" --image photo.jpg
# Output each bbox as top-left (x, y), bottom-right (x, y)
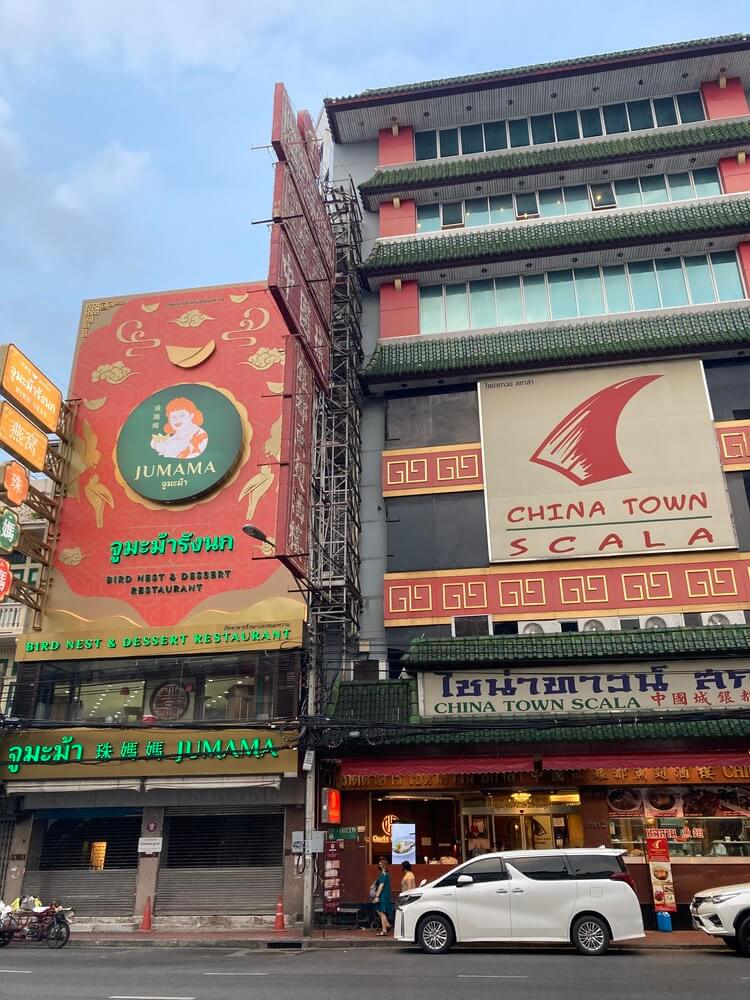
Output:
top-left (360, 195), bottom-right (750, 279)
top-left (358, 120), bottom-right (750, 207)
top-left (327, 35), bottom-right (750, 104)
top-left (362, 303), bottom-right (750, 382)
top-left (403, 627), bottom-right (750, 665)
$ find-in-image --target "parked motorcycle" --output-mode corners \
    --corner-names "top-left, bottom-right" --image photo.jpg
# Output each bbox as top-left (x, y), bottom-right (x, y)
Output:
top-left (0, 900), bottom-right (73, 949)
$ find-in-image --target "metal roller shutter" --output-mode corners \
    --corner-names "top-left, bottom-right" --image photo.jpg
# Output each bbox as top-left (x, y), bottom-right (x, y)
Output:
top-left (0, 819), bottom-right (13, 891)
top-left (155, 810), bottom-right (284, 915)
top-left (22, 870), bottom-right (137, 916)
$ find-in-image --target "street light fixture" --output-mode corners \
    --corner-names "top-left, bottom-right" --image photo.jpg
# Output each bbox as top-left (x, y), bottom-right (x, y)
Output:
top-left (242, 523), bottom-right (275, 546)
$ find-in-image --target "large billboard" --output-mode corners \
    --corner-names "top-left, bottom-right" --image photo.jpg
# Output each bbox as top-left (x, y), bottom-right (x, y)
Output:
top-left (45, 283), bottom-right (305, 634)
top-left (479, 360), bottom-right (735, 563)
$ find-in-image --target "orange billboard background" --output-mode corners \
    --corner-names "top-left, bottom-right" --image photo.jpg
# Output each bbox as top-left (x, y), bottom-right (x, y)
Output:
top-left (48, 283), bottom-right (303, 631)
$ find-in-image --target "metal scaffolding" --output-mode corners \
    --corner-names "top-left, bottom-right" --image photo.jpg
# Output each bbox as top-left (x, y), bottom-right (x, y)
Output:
top-left (307, 179), bottom-right (363, 712)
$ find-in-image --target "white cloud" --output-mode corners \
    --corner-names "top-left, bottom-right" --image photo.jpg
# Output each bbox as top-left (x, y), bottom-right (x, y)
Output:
top-left (54, 141), bottom-right (151, 213)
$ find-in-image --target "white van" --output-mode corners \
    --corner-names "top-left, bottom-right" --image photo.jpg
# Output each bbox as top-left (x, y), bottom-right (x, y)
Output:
top-left (394, 848), bottom-right (644, 955)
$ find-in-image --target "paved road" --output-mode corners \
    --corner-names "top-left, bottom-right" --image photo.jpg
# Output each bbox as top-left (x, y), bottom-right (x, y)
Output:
top-left (0, 945), bottom-right (748, 999)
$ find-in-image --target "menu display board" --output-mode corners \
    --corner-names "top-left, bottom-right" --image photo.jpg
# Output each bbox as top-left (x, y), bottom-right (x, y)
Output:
top-left (646, 833), bottom-right (677, 912)
top-left (323, 834), bottom-right (342, 913)
top-left (391, 822), bottom-right (416, 865)
top-left (607, 786), bottom-right (750, 818)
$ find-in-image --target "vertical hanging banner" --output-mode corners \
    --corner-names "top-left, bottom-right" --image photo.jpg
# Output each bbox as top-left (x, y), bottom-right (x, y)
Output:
top-left (0, 344), bottom-right (62, 434)
top-left (268, 82), bottom-right (333, 391)
top-left (645, 832), bottom-right (677, 913)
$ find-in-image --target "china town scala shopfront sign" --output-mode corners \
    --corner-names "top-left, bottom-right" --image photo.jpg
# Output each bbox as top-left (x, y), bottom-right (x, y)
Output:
top-left (0, 727), bottom-right (298, 781)
top-left (419, 662), bottom-right (750, 718)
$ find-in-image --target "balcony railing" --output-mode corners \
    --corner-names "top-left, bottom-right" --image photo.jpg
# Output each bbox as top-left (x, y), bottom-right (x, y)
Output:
top-left (0, 603), bottom-right (28, 635)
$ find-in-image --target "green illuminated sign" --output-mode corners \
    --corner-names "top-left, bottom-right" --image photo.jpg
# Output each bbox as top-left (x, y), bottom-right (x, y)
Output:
top-left (110, 531), bottom-right (234, 564)
top-left (115, 384), bottom-right (243, 503)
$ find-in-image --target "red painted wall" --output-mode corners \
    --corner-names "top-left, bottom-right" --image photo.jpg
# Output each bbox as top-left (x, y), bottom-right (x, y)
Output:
top-left (737, 242), bottom-right (750, 295)
top-left (701, 78), bottom-right (749, 119)
top-left (378, 126), bottom-right (415, 166)
top-left (379, 281), bottom-right (419, 339)
top-left (379, 200), bottom-right (417, 237)
top-left (719, 156), bottom-right (750, 194)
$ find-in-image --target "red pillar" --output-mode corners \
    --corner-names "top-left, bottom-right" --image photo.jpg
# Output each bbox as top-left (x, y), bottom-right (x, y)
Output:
top-left (736, 243), bottom-right (750, 296)
top-left (378, 126), bottom-right (415, 165)
top-left (701, 78), bottom-right (749, 119)
top-left (718, 156), bottom-right (750, 194)
top-left (379, 200), bottom-right (417, 237)
top-left (380, 281), bottom-right (419, 339)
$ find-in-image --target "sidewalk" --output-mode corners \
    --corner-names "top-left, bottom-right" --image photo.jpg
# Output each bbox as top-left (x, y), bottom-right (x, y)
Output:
top-left (63, 928), bottom-right (724, 950)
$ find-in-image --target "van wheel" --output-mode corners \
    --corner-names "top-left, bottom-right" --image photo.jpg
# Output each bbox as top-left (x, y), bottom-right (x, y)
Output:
top-left (572, 915), bottom-right (610, 956)
top-left (722, 935), bottom-right (740, 950)
top-left (736, 916), bottom-right (750, 957)
top-left (417, 915), bottom-right (454, 954)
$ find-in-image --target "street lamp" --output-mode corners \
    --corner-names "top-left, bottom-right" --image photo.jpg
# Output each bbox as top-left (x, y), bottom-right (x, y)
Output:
top-left (242, 523), bottom-right (275, 546)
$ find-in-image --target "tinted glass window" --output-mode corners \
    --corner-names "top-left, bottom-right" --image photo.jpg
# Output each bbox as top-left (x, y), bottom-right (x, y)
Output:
top-left (676, 91), bottom-right (705, 123)
top-left (415, 131), bottom-right (438, 160)
top-left (508, 118), bottom-right (530, 147)
top-left (704, 358), bottom-right (750, 420)
top-left (571, 854), bottom-right (624, 879)
top-left (554, 110), bottom-right (579, 140)
top-left (580, 107), bottom-right (603, 137)
top-left (515, 192), bottom-right (539, 219)
top-left (484, 121), bottom-right (507, 150)
top-left (530, 114), bottom-right (555, 144)
top-left (653, 96), bottom-right (678, 127)
top-left (386, 493), bottom-right (489, 573)
top-left (508, 855), bottom-right (571, 880)
top-left (439, 128), bottom-right (459, 157)
top-left (461, 124), bottom-right (484, 154)
top-left (627, 99), bottom-right (654, 130)
top-left (465, 197), bottom-right (490, 227)
top-left (439, 858), bottom-right (507, 886)
top-left (442, 202), bottom-right (463, 227)
top-left (385, 390), bottom-right (480, 449)
top-left (417, 204), bottom-right (441, 232)
top-left (603, 103), bottom-right (628, 134)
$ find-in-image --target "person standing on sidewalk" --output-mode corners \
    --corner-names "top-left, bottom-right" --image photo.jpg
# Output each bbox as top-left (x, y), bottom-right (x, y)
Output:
top-left (400, 861), bottom-right (416, 893)
top-left (374, 857), bottom-right (393, 935)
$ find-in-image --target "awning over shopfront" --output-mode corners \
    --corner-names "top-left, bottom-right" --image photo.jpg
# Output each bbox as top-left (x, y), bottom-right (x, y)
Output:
top-left (340, 755), bottom-right (535, 777)
top-left (543, 751), bottom-right (750, 771)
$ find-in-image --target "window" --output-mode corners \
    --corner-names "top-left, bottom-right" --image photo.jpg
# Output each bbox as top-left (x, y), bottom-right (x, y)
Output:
top-left (452, 615), bottom-right (492, 638)
top-left (693, 167), bottom-right (721, 198)
top-left (415, 130), bottom-right (437, 160)
top-left (563, 185), bottom-right (589, 215)
top-left (496, 276), bottom-right (523, 325)
top-left (445, 283), bottom-right (469, 331)
top-left (419, 286), bottom-right (445, 334)
top-left (589, 182), bottom-right (616, 210)
top-left (548, 270), bottom-right (577, 319)
top-left (603, 102), bottom-right (628, 134)
top-left (469, 279), bottom-right (497, 328)
top-left (416, 204), bottom-right (441, 232)
top-left (508, 118), bottom-right (530, 148)
top-left (442, 201), bottom-right (464, 228)
top-left (465, 197), bottom-right (490, 227)
top-left (676, 91), bottom-right (705, 123)
top-left (508, 855), bottom-right (571, 880)
top-left (539, 188), bottom-right (565, 217)
top-left (554, 110), bottom-right (579, 141)
top-left (711, 250), bottom-right (745, 301)
top-left (627, 99), bottom-right (654, 131)
top-left (571, 854), bottom-right (626, 879)
top-left (684, 255), bottom-right (715, 304)
top-left (602, 265), bottom-right (632, 313)
top-left (628, 260), bottom-right (661, 309)
top-left (489, 194), bottom-right (514, 224)
top-left (523, 274), bottom-right (549, 322)
top-left (579, 107), bottom-right (603, 137)
top-left (614, 178), bottom-right (642, 208)
top-left (439, 857), bottom-right (507, 886)
top-left (515, 192), bottom-right (539, 220)
top-left (574, 267), bottom-right (605, 316)
top-left (484, 121), bottom-right (507, 150)
top-left (655, 257), bottom-right (689, 307)
top-left (438, 128), bottom-right (459, 156)
top-left (530, 113), bottom-right (555, 144)
top-left (460, 124), bottom-right (484, 154)
top-left (640, 174), bottom-right (669, 204)
top-left (653, 96), bottom-right (678, 127)
top-left (667, 172), bottom-right (693, 201)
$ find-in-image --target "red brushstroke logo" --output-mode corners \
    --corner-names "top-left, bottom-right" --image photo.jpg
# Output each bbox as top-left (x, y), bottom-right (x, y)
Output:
top-left (530, 375), bottom-right (661, 485)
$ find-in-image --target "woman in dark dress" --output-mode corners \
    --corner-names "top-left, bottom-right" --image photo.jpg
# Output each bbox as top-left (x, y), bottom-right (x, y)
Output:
top-left (374, 856), bottom-right (393, 935)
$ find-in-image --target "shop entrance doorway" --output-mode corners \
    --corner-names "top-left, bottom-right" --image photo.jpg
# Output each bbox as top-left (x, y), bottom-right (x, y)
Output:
top-left (462, 791), bottom-right (583, 857)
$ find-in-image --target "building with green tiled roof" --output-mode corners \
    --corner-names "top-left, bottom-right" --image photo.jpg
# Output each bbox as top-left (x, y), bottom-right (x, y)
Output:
top-left (321, 34), bottom-right (750, 914)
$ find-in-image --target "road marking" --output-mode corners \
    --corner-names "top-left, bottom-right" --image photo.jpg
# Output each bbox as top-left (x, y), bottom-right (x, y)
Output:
top-left (0, 970), bottom-right (32, 974)
top-left (204, 972), bottom-right (270, 976)
top-left (458, 975), bottom-right (528, 979)
top-left (108, 996), bottom-right (196, 999)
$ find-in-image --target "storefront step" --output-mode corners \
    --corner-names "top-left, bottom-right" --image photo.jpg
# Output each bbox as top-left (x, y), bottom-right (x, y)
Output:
top-left (72, 914), bottom-right (299, 933)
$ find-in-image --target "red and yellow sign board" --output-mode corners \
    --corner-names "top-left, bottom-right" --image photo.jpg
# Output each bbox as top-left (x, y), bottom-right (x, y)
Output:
top-left (382, 444), bottom-right (484, 497)
top-left (0, 557), bottom-right (12, 600)
top-left (2, 462), bottom-right (29, 506)
top-left (48, 283), bottom-right (306, 631)
top-left (715, 419), bottom-right (750, 471)
top-left (0, 401), bottom-right (48, 471)
top-left (384, 550), bottom-right (750, 626)
top-left (0, 344), bottom-right (62, 434)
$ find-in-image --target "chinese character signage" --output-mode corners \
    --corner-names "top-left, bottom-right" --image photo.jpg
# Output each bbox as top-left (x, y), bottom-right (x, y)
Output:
top-left (0, 727), bottom-right (297, 780)
top-left (0, 344), bottom-right (62, 434)
top-left (0, 556), bottom-right (12, 600)
top-left (0, 508), bottom-right (20, 553)
top-left (479, 360), bottom-right (735, 562)
top-left (420, 662), bottom-right (750, 718)
top-left (0, 401), bottom-right (49, 471)
top-left (3, 462), bottom-right (29, 507)
top-left (46, 284), bottom-right (307, 631)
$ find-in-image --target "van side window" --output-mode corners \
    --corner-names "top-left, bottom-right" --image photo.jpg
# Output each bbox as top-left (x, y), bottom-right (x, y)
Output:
top-left (571, 854), bottom-right (625, 879)
top-left (508, 855), bottom-right (571, 880)
top-left (437, 857), bottom-right (508, 886)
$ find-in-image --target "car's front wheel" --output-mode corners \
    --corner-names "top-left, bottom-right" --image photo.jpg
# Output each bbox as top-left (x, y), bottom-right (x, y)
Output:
top-left (572, 915), bottom-right (610, 956)
top-left (417, 914), bottom-right (454, 955)
top-left (722, 935), bottom-right (739, 950)
top-left (736, 916), bottom-right (750, 957)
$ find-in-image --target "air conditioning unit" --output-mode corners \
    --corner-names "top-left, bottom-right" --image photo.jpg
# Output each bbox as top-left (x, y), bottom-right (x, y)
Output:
top-left (639, 614), bottom-right (685, 630)
top-left (518, 620), bottom-right (562, 636)
top-left (577, 617), bottom-right (621, 632)
top-left (700, 610), bottom-right (746, 627)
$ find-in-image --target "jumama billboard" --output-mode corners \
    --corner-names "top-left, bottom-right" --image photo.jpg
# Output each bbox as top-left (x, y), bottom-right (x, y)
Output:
top-left (479, 359), bottom-right (735, 562)
top-left (47, 283), bottom-right (305, 631)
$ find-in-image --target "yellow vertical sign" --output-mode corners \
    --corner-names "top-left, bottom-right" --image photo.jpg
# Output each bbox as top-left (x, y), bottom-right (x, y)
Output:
top-left (0, 401), bottom-right (49, 471)
top-left (0, 344), bottom-right (62, 433)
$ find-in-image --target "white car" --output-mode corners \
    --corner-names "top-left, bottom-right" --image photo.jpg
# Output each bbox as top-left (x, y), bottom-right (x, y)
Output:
top-left (394, 848), bottom-right (644, 955)
top-left (690, 882), bottom-right (750, 954)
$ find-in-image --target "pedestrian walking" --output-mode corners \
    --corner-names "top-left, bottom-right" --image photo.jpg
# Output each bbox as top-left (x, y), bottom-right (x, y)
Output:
top-left (400, 860), bottom-right (416, 892)
top-left (374, 856), bottom-right (393, 935)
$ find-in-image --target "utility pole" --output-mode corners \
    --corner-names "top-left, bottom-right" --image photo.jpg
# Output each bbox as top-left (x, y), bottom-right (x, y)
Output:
top-left (302, 626), bottom-right (317, 937)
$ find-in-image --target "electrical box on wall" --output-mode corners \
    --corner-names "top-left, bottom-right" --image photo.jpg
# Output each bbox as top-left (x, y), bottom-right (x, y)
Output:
top-left (321, 786), bottom-right (341, 824)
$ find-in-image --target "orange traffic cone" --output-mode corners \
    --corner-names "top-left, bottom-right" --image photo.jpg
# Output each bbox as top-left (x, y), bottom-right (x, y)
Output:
top-left (139, 896), bottom-right (152, 933)
top-left (274, 895), bottom-right (285, 932)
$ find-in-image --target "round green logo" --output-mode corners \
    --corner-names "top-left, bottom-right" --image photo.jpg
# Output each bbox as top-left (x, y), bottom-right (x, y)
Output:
top-left (116, 384), bottom-right (243, 503)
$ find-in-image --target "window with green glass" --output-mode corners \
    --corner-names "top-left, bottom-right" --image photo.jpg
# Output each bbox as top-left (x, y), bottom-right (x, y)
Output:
top-left (628, 260), bottom-right (661, 309)
top-left (653, 96), bottom-right (678, 127)
top-left (530, 114), bottom-right (555, 144)
top-left (445, 283), bottom-right (470, 331)
top-left (554, 110), bottom-right (579, 140)
top-left (676, 91), bottom-right (705, 123)
top-left (439, 128), bottom-right (459, 156)
top-left (415, 130), bottom-right (437, 160)
top-left (589, 182), bottom-right (616, 209)
top-left (563, 185), bottom-right (590, 214)
top-left (693, 167), bottom-right (721, 198)
top-left (548, 270), bottom-right (577, 318)
top-left (416, 204), bottom-right (441, 232)
top-left (684, 255), bottom-right (716, 304)
top-left (655, 258), bottom-right (689, 307)
top-left (419, 286), bottom-right (445, 334)
top-left (508, 118), bottom-right (530, 148)
top-left (484, 121), bottom-right (507, 150)
top-left (523, 274), bottom-right (549, 322)
top-left (495, 276), bottom-right (523, 325)
top-left (469, 280), bottom-right (497, 327)
top-left (602, 265), bottom-right (632, 313)
top-left (667, 172), bottom-right (693, 201)
top-left (515, 192), bottom-right (539, 219)
top-left (460, 124), bottom-right (484, 154)
top-left (465, 197), bottom-right (490, 227)
top-left (640, 174), bottom-right (669, 204)
top-left (539, 188), bottom-right (565, 217)
top-left (614, 178), bottom-right (642, 207)
top-left (627, 100), bottom-right (655, 131)
top-left (489, 194), bottom-right (514, 224)
top-left (580, 107), bottom-right (603, 137)
top-left (603, 103), bottom-right (628, 134)
top-left (573, 267), bottom-right (605, 316)
top-left (710, 251), bottom-right (744, 301)
top-left (442, 202), bottom-right (464, 227)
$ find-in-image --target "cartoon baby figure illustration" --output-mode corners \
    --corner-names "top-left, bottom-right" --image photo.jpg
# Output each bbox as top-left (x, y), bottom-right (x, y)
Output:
top-left (150, 397), bottom-right (208, 459)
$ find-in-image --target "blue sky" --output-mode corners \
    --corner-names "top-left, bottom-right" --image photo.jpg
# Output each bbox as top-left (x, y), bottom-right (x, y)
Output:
top-left (0, 0), bottom-right (748, 390)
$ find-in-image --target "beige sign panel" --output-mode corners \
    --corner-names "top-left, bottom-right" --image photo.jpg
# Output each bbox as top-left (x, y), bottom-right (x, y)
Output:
top-left (1, 726), bottom-right (297, 781)
top-left (479, 360), bottom-right (735, 562)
